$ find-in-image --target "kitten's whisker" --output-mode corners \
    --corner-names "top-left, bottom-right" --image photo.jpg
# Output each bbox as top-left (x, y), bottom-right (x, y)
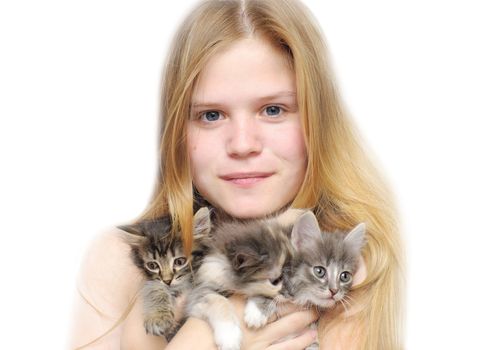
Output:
top-left (344, 294), bottom-right (355, 302)
top-left (341, 297), bottom-right (353, 309)
top-left (339, 298), bottom-right (350, 315)
top-left (342, 295), bottom-right (355, 308)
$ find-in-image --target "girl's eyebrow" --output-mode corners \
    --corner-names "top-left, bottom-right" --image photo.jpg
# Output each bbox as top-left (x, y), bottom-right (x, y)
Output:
top-left (190, 91), bottom-right (297, 109)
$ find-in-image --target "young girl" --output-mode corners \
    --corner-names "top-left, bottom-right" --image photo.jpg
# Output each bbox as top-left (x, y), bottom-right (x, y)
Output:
top-left (70, 0), bottom-right (404, 349)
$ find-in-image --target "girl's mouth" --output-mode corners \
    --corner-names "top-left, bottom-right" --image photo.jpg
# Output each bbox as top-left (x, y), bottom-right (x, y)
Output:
top-left (220, 172), bottom-right (274, 187)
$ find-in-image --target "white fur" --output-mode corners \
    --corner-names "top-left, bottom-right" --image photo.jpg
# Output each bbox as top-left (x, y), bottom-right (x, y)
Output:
top-left (244, 299), bottom-right (268, 329)
top-left (212, 320), bottom-right (243, 350)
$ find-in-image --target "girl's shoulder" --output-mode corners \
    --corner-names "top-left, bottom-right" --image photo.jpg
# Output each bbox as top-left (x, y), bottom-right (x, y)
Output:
top-left (76, 227), bottom-right (143, 314)
top-left (70, 227), bottom-right (146, 349)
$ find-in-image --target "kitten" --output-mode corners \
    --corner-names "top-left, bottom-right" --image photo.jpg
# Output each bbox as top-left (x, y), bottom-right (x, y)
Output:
top-left (118, 207), bottom-right (211, 340)
top-left (243, 210), bottom-right (366, 350)
top-left (186, 209), bottom-right (294, 350)
top-left (284, 210), bottom-right (366, 310)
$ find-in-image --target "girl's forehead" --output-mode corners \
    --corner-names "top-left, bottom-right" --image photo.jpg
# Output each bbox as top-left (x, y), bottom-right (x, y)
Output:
top-left (191, 38), bottom-right (296, 106)
top-left (190, 90), bottom-right (296, 110)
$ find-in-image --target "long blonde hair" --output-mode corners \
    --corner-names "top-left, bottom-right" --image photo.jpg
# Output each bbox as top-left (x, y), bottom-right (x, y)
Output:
top-left (139, 0), bottom-right (405, 348)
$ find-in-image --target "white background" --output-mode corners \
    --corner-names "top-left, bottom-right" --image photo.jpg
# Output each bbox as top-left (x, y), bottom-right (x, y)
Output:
top-left (1, 1), bottom-right (481, 348)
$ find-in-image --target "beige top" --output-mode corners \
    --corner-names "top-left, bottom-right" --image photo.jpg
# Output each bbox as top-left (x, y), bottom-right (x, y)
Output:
top-left (69, 228), bottom-right (167, 349)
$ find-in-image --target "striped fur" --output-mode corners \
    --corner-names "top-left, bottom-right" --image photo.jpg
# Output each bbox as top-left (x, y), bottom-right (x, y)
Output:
top-left (118, 208), bottom-right (211, 339)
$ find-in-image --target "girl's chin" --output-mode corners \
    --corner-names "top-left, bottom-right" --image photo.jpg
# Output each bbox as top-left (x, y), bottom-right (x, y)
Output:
top-left (203, 188), bottom-right (292, 218)
top-left (224, 208), bottom-right (270, 219)
top-left (220, 201), bottom-right (280, 219)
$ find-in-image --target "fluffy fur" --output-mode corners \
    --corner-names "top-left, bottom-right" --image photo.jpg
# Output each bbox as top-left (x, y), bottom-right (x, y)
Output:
top-left (284, 211), bottom-right (366, 310)
top-left (186, 211), bottom-right (294, 350)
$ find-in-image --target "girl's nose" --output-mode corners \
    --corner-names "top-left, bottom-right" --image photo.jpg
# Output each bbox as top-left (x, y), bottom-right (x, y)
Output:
top-left (226, 116), bottom-right (262, 158)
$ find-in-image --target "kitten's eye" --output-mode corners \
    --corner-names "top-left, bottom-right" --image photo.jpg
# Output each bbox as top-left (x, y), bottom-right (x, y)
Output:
top-left (313, 266), bottom-right (326, 278)
top-left (146, 261), bottom-right (159, 271)
top-left (173, 257), bottom-right (187, 267)
top-left (340, 271), bottom-right (352, 283)
top-left (270, 275), bottom-right (283, 286)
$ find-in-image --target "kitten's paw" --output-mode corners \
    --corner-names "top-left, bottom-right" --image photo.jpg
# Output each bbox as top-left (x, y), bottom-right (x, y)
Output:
top-left (213, 321), bottom-right (242, 350)
top-left (144, 320), bottom-right (164, 336)
top-left (244, 299), bottom-right (268, 329)
top-left (144, 315), bottom-right (176, 337)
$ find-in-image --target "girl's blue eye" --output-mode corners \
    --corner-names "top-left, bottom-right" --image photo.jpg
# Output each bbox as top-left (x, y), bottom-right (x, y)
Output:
top-left (265, 105), bottom-right (282, 116)
top-left (201, 111), bottom-right (221, 122)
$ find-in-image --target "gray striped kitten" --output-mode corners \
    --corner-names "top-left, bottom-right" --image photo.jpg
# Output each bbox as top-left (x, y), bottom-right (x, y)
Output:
top-left (283, 210), bottom-right (366, 310)
top-left (243, 210), bottom-right (366, 350)
top-left (186, 208), bottom-right (294, 350)
top-left (118, 208), bottom-right (211, 340)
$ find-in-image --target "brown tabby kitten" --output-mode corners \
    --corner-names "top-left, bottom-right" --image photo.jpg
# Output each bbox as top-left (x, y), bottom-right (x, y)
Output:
top-left (118, 208), bottom-right (211, 340)
top-left (186, 208), bottom-right (294, 350)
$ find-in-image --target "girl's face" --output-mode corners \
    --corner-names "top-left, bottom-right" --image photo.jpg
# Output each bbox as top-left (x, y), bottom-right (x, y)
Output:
top-left (187, 37), bottom-right (307, 218)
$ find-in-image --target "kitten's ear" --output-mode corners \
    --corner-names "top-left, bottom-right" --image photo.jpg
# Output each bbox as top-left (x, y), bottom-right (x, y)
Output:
top-left (117, 223), bottom-right (147, 247)
top-left (344, 223), bottom-right (367, 254)
top-left (232, 251), bottom-right (265, 271)
top-left (193, 207), bottom-right (211, 239)
top-left (118, 223), bottom-right (143, 235)
top-left (291, 211), bottom-right (321, 251)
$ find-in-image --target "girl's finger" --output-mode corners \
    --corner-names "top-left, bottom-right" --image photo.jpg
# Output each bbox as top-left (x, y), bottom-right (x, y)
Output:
top-left (267, 301), bottom-right (306, 323)
top-left (268, 328), bottom-right (318, 350)
top-left (263, 309), bottom-right (318, 341)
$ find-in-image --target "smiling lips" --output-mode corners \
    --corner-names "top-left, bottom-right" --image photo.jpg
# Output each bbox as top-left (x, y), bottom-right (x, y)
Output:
top-left (220, 172), bottom-right (274, 186)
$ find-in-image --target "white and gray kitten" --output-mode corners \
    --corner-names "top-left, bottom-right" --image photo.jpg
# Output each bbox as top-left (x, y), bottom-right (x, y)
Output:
top-left (118, 208), bottom-right (210, 340)
top-left (186, 208), bottom-right (294, 350)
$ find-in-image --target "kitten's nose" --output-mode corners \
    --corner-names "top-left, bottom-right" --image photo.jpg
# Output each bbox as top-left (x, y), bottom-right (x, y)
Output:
top-left (163, 279), bottom-right (172, 286)
top-left (329, 288), bottom-right (338, 296)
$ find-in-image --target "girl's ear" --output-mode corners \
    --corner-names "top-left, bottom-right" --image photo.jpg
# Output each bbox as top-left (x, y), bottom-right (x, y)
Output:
top-left (344, 223), bottom-right (367, 254)
top-left (117, 223), bottom-right (148, 247)
top-left (193, 207), bottom-right (211, 239)
top-left (290, 211), bottom-right (321, 251)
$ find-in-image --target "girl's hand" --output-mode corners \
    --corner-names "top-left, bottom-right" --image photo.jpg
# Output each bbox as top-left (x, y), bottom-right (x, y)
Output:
top-left (229, 295), bottom-right (319, 350)
top-left (166, 295), bottom-right (318, 350)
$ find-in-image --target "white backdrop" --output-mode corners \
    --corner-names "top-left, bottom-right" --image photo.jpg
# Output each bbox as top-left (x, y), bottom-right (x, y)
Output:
top-left (1, 1), bottom-right (481, 348)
